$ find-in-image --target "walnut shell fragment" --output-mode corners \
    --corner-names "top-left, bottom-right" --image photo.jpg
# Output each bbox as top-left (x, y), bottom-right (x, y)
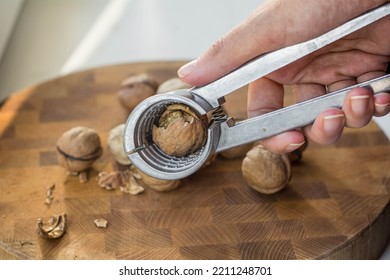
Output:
top-left (156, 77), bottom-right (191, 94)
top-left (152, 104), bottom-right (207, 157)
top-left (120, 176), bottom-right (145, 195)
top-left (107, 124), bottom-right (131, 165)
top-left (36, 213), bottom-right (67, 239)
top-left (242, 144), bottom-right (291, 194)
top-left (94, 218), bottom-right (108, 228)
top-left (57, 126), bottom-right (102, 183)
top-left (98, 170), bottom-right (144, 195)
top-left (118, 73), bottom-right (159, 111)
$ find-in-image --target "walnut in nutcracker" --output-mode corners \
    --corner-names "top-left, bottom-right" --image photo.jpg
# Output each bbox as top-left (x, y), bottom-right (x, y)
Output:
top-left (241, 144), bottom-right (291, 194)
top-left (152, 104), bottom-right (207, 157)
top-left (56, 126), bottom-right (102, 183)
top-left (118, 73), bottom-right (159, 111)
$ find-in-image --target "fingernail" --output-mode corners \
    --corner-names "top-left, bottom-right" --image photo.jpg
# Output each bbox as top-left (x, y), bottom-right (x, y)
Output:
top-left (323, 114), bottom-right (345, 133)
top-left (285, 141), bottom-right (305, 153)
top-left (374, 102), bottom-right (389, 115)
top-left (350, 95), bottom-right (370, 115)
top-left (178, 60), bottom-right (197, 78)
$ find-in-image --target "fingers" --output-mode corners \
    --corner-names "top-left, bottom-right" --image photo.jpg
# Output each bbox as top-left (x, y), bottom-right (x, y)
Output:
top-left (303, 109), bottom-right (346, 145)
top-left (248, 78), bottom-right (307, 154)
top-left (293, 83), bottom-right (346, 146)
top-left (374, 92), bottom-right (390, 117)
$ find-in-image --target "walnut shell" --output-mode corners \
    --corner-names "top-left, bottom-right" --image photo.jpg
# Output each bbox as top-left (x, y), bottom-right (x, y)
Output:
top-left (220, 143), bottom-right (253, 159)
top-left (107, 124), bottom-right (131, 165)
top-left (156, 77), bottom-right (191, 94)
top-left (118, 73), bottom-right (159, 110)
top-left (57, 126), bottom-right (102, 173)
top-left (131, 166), bottom-right (181, 192)
top-left (152, 104), bottom-right (207, 157)
top-left (241, 144), bottom-right (291, 194)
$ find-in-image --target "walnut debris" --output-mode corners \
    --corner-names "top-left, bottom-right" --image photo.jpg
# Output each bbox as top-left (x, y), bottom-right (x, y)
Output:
top-left (119, 176), bottom-right (144, 195)
top-left (94, 218), bottom-right (108, 228)
top-left (97, 170), bottom-right (144, 195)
top-left (36, 213), bottom-right (67, 239)
top-left (44, 184), bottom-right (55, 206)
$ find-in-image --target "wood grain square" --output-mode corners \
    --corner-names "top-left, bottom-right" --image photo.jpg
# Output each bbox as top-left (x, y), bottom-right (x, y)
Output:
top-left (39, 150), bottom-right (58, 166)
top-left (116, 247), bottom-right (181, 260)
top-left (171, 224), bottom-right (240, 246)
top-left (211, 204), bottom-right (278, 225)
top-left (239, 240), bottom-right (296, 260)
top-left (144, 208), bottom-right (213, 229)
top-left (274, 199), bottom-right (343, 220)
top-left (238, 220), bottom-right (306, 242)
top-left (180, 243), bottom-right (240, 260)
top-left (104, 228), bottom-right (172, 252)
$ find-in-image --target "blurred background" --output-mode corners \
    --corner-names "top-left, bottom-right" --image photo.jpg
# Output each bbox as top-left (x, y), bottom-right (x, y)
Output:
top-left (0, 0), bottom-right (260, 101)
top-left (0, 0), bottom-right (389, 259)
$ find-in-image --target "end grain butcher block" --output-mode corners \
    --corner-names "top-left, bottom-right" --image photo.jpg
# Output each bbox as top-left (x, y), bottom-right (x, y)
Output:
top-left (0, 61), bottom-right (389, 260)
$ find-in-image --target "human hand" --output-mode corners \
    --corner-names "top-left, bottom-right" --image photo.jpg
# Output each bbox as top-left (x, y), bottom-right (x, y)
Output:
top-left (177, 0), bottom-right (390, 153)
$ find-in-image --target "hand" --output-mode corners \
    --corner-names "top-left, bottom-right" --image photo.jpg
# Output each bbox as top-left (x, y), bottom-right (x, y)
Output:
top-left (177, 0), bottom-right (390, 153)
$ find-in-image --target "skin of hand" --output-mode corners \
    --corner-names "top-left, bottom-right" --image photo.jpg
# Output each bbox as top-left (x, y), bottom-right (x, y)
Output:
top-left (177, 0), bottom-right (390, 154)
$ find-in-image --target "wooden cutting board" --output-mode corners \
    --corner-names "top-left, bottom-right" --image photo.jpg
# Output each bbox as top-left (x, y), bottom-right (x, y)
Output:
top-left (0, 61), bottom-right (389, 260)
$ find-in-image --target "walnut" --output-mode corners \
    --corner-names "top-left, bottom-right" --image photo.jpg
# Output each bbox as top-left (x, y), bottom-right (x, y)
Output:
top-left (241, 144), bottom-right (291, 194)
top-left (152, 104), bottom-right (207, 157)
top-left (156, 77), bottom-right (191, 94)
top-left (107, 124), bottom-right (131, 165)
top-left (36, 213), bottom-right (67, 239)
top-left (131, 165), bottom-right (181, 192)
top-left (220, 143), bottom-right (253, 159)
top-left (118, 73), bottom-right (159, 110)
top-left (57, 126), bottom-right (102, 183)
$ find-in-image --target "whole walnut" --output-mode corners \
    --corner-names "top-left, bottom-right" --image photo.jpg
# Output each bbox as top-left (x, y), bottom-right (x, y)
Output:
top-left (118, 73), bottom-right (159, 111)
top-left (107, 123), bottom-right (131, 166)
top-left (156, 77), bottom-right (191, 94)
top-left (241, 144), bottom-right (291, 194)
top-left (57, 126), bottom-right (102, 182)
top-left (152, 104), bottom-right (207, 157)
top-left (220, 143), bottom-right (253, 159)
top-left (130, 166), bottom-right (181, 192)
